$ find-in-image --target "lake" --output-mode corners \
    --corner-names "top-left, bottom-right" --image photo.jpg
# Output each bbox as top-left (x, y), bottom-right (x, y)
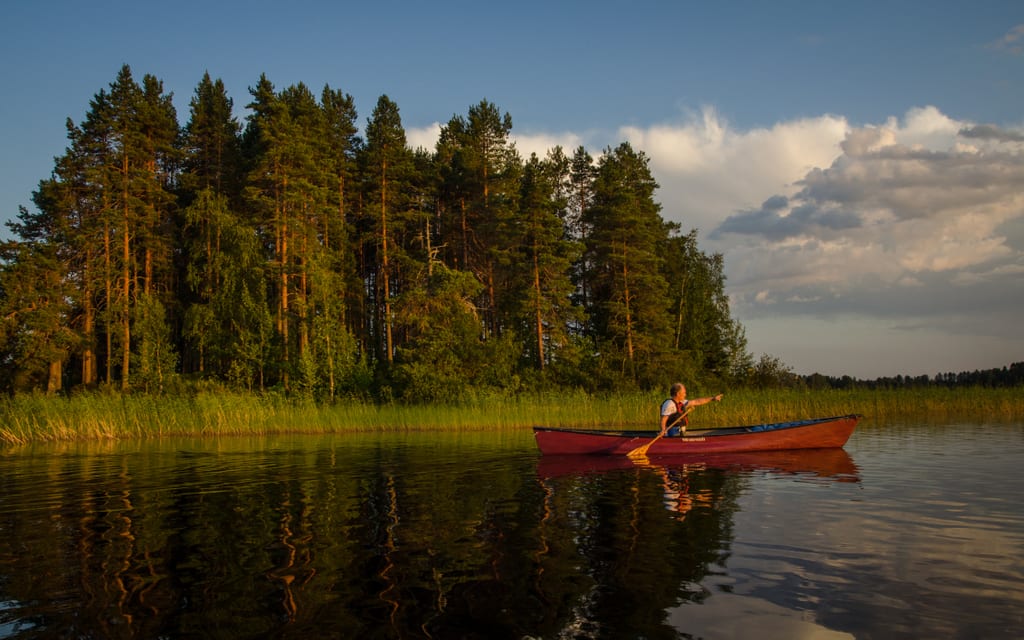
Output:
top-left (1, 421), bottom-right (1021, 639)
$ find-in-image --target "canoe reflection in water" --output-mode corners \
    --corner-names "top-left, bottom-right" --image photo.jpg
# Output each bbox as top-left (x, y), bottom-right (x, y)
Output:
top-left (536, 447), bottom-right (861, 481)
top-left (530, 447), bottom-right (862, 638)
top-left (537, 448), bottom-right (860, 521)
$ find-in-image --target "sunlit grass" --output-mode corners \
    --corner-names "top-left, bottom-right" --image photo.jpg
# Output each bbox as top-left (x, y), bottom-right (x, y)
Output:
top-left (690, 387), bottom-right (1024, 427)
top-left (1, 386), bottom-right (1021, 445)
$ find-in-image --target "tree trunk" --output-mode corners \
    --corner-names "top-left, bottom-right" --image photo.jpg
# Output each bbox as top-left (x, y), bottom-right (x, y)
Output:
top-left (104, 219), bottom-right (113, 385)
top-left (382, 157), bottom-right (393, 364)
top-left (82, 255), bottom-right (97, 386)
top-left (122, 154), bottom-right (131, 391)
top-left (622, 240), bottom-right (634, 363)
top-left (47, 360), bottom-right (62, 395)
top-left (122, 209), bottom-right (131, 391)
top-left (533, 248), bottom-right (545, 370)
top-left (278, 172), bottom-right (290, 387)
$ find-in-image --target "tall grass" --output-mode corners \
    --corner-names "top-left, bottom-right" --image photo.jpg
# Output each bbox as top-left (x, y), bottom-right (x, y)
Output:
top-left (1, 386), bottom-right (1021, 445)
top-left (692, 387), bottom-right (1024, 426)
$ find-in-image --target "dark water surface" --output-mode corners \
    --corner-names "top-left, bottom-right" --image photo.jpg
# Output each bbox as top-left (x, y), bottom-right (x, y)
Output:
top-left (1, 422), bottom-right (1021, 639)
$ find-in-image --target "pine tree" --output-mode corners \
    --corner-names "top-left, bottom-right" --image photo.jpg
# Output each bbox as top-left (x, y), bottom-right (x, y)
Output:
top-left (662, 231), bottom-right (749, 382)
top-left (0, 215), bottom-right (78, 392)
top-left (582, 142), bottom-right (673, 386)
top-left (132, 73), bottom-right (180, 391)
top-left (312, 85), bottom-right (361, 398)
top-left (28, 123), bottom-right (100, 387)
top-left (72, 65), bottom-right (181, 390)
top-left (436, 101), bottom-right (521, 338)
top-left (179, 73), bottom-right (244, 375)
top-left (511, 152), bottom-right (583, 373)
top-left (243, 78), bottom-right (361, 393)
top-left (362, 95), bottom-right (412, 366)
top-left (567, 146), bottom-right (597, 323)
top-left (319, 85), bottom-right (359, 252)
top-left (243, 76), bottom-right (306, 386)
top-left (14, 65), bottom-right (181, 390)
top-left (181, 72), bottom-right (243, 199)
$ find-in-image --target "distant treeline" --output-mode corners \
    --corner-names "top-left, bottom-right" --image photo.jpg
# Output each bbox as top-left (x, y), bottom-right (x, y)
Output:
top-left (800, 362), bottom-right (1024, 390)
top-left (1, 65), bottom-right (759, 400)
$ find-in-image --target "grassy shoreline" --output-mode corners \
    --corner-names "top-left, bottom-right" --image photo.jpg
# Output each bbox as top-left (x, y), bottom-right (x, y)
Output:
top-left (2, 387), bottom-right (1022, 445)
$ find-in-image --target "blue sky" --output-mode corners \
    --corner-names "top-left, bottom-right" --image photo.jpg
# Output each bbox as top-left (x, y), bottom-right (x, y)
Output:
top-left (2, 1), bottom-right (1022, 378)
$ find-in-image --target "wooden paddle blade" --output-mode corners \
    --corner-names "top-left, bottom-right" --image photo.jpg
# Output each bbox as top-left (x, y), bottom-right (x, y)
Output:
top-left (627, 434), bottom-right (662, 458)
top-left (627, 443), bottom-right (652, 458)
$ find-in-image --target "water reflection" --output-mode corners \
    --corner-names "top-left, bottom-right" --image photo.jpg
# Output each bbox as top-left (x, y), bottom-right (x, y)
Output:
top-left (536, 448), bottom-right (861, 480)
top-left (1, 425), bottom-right (1022, 639)
top-left (531, 448), bottom-right (862, 638)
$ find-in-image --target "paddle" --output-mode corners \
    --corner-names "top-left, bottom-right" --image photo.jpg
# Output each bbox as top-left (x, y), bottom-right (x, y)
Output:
top-left (627, 408), bottom-right (692, 458)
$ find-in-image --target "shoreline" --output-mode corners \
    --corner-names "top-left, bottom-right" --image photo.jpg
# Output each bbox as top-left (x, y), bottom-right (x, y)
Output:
top-left (3, 387), bottom-right (1021, 445)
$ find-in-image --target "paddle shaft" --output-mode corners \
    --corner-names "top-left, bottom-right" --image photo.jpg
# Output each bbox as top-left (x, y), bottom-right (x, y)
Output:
top-left (628, 407), bottom-right (692, 457)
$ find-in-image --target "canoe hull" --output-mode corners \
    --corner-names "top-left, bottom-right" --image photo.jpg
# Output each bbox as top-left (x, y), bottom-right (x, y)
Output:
top-left (533, 414), bottom-right (860, 456)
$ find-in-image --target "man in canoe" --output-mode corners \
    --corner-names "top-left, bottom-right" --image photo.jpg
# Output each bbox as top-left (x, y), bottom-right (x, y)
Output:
top-left (660, 383), bottom-right (723, 436)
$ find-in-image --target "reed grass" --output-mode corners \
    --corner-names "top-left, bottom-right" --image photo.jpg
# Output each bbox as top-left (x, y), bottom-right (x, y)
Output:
top-left (1, 386), bottom-right (1021, 445)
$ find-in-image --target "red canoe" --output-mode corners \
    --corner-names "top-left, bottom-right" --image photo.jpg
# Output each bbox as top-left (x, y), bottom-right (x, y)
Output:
top-left (533, 414), bottom-right (861, 456)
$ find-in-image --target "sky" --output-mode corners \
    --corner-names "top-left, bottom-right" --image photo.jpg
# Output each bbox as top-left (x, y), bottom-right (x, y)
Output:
top-left (2, 1), bottom-right (1022, 379)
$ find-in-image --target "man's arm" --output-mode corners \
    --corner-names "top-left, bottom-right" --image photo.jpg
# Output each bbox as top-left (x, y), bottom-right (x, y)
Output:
top-left (688, 393), bottom-right (724, 407)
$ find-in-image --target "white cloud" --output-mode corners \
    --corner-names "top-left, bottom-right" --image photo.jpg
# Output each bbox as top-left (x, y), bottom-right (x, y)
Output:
top-left (620, 106), bottom-right (1024, 376)
top-left (406, 122), bottom-right (442, 152)
top-left (622, 107), bottom-right (849, 236)
top-left (405, 123), bottom-right (583, 163)
top-left (512, 131), bottom-right (585, 160)
top-left (893, 105), bottom-right (963, 150)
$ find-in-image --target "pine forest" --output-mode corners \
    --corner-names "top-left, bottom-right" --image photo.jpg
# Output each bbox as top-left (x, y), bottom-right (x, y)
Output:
top-left (0, 65), bottom-right (754, 400)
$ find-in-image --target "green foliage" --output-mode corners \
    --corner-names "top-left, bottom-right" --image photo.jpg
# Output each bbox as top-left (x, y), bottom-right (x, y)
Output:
top-left (3, 66), bottom-right (763, 400)
top-left (745, 353), bottom-right (799, 389)
top-left (392, 265), bottom-right (485, 402)
top-left (583, 143), bottom-right (674, 384)
top-left (503, 152), bottom-right (584, 372)
top-left (0, 238), bottom-right (79, 392)
top-left (131, 292), bottom-right (178, 393)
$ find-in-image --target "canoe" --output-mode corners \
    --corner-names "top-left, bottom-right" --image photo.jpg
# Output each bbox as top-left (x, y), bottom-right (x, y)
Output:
top-left (533, 414), bottom-right (861, 456)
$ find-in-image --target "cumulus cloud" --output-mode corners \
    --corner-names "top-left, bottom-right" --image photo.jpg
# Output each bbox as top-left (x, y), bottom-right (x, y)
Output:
top-left (621, 107), bottom-right (849, 235)
top-left (699, 110), bottom-right (1024, 341)
top-left (406, 122), bottom-right (584, 162)
top-left (712, 196), bottom-right (862, 241)
top-left (959, 124), bottom-right (1024, 143)
top-left (512, 130), bottom-right (586, 160)
top-left (406, 122), bottom-right (442, 152)
top-left (616, 106), bottom-right (1024, 375)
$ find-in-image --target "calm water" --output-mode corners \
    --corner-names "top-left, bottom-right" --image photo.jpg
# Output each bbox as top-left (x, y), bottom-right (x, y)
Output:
top-left (1, 421), bottom-right (1021, 639)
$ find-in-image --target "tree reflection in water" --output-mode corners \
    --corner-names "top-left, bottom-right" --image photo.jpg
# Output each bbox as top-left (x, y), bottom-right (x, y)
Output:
top-left (0, 439), bottom-right (860, 638)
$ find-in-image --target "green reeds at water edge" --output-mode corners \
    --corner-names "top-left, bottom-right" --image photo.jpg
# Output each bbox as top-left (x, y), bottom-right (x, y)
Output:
top-left (1, 387), bottom-right (1021, 444)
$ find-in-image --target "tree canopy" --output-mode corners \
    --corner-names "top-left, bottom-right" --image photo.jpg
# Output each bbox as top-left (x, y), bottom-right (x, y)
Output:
top-left (1, 66), bottom-right (752, 400)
